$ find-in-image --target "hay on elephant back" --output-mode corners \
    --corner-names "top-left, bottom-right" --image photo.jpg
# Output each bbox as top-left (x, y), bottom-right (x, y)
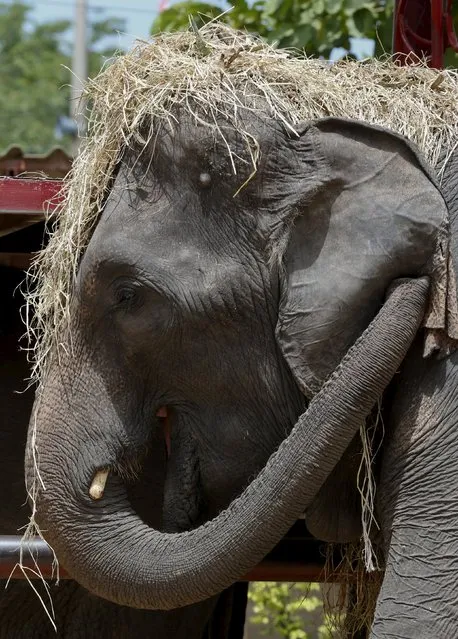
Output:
top-left (23, 21), bottom-right (458, 627)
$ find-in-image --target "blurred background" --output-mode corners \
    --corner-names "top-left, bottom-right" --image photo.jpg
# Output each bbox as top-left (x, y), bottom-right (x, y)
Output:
top-left (0, 0), bottom-right (155, 156)
top-left (3, 0), bottom-right (438, 157)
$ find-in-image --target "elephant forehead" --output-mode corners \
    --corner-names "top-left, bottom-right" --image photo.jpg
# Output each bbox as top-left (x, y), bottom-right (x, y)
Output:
top-left (80, 135), bottom-right (270, 293)
top-left (121, 113), bottom-right (294, 205)
top-left (80, 200), bottom-right (253, 298)
top-left (146, 111), bottom-right (283, 161)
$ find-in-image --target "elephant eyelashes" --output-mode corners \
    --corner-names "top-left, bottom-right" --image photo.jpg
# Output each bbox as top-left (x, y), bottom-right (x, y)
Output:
top-left (112, 281), bottom-right (144, 311)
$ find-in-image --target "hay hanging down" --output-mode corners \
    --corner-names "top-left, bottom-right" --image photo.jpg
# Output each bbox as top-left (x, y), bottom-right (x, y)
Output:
top-left (26, 21), bottom-right (458, 388)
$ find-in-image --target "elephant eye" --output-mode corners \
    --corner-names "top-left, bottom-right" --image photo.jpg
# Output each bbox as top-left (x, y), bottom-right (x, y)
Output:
top-left (112, 280), bottom-right (144, 311)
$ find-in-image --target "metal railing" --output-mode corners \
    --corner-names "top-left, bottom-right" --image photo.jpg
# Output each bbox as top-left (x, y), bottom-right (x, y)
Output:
top-left (1, 523), bottom-right (346, 583)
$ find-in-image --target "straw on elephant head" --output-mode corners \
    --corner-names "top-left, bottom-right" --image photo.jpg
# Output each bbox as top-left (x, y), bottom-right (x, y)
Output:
top-left (26, 22), bottom-right (458, 389)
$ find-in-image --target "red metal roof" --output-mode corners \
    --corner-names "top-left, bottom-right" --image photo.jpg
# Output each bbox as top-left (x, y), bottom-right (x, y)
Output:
top-left (0, 177), bottom-right (63, 239)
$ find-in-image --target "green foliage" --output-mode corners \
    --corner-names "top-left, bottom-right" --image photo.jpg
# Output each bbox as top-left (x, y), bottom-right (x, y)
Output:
top-left (0, 2), bottom-right (68, 152)
top-left (0, 2), bottom-right (125, 154)
top-left (152, 0), bottom-right (458, 64)
top-left (152, 0), bottom-right (392, 58)
top-left (248, 582), bottom-right (332, 638)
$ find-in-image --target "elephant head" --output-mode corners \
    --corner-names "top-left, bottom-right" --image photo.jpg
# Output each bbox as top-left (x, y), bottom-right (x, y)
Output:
top-left (25, 110), bottom-right (452, 612)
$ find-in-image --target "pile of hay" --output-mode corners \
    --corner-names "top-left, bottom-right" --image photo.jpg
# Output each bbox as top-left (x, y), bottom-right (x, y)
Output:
top-left (24, 21), bottom-right (458, 628)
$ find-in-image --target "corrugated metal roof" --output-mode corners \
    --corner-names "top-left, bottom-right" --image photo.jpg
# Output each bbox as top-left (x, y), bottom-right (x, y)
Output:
top-left (0, 146), bottom-right (72, 179)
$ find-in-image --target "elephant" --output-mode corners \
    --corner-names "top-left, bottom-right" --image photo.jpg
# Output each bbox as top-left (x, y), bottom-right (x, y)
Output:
top-left (0, 264), bottom-right (248, 637)
top-left (23, 101), bottom-right (458, 637)
top-left (21, 28), bottom-right (458, 636)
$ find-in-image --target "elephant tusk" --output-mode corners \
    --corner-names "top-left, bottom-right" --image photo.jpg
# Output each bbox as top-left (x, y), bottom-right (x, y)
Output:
top-left (89, 469), bottom-right (109, 500)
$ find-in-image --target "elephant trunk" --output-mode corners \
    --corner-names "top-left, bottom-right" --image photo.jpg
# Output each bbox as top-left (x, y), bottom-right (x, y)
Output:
top-left (27, 278), bottom-right (428, 610)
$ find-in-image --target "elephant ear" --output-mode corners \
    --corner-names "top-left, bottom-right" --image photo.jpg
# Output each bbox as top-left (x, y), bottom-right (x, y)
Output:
top-left (276, 117), bottom-right (458, 399)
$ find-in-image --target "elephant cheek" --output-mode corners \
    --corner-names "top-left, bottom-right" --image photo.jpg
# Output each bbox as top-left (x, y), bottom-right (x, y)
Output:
top-left (162, 417), bottom-right (202, 532)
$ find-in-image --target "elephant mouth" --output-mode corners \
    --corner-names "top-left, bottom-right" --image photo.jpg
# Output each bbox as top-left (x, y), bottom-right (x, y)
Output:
top-left (88, 405), bottom-right (171, 502)
top-left (157, 405), bottom-right (172, 458)
top-left (87, 404), bottom-right (178, 538)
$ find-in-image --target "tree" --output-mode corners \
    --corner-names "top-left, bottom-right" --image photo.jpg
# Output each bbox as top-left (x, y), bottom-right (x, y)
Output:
top-left (0, 2), bottom-right (125, 154)
top-left (152, 0), bottom-right (458, 63)
top-left (152, 0), bottom-right (393, 58)
top-left (248, 582), bottom-right (333, 638)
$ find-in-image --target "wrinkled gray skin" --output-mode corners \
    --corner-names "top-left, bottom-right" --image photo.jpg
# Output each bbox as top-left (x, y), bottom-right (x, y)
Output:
top-left (24, 110), bottom-right (458, 635)
top-left (0, 266), bottom-right (246, 638)
top-left (371, 155), bottom-right (458, 635)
